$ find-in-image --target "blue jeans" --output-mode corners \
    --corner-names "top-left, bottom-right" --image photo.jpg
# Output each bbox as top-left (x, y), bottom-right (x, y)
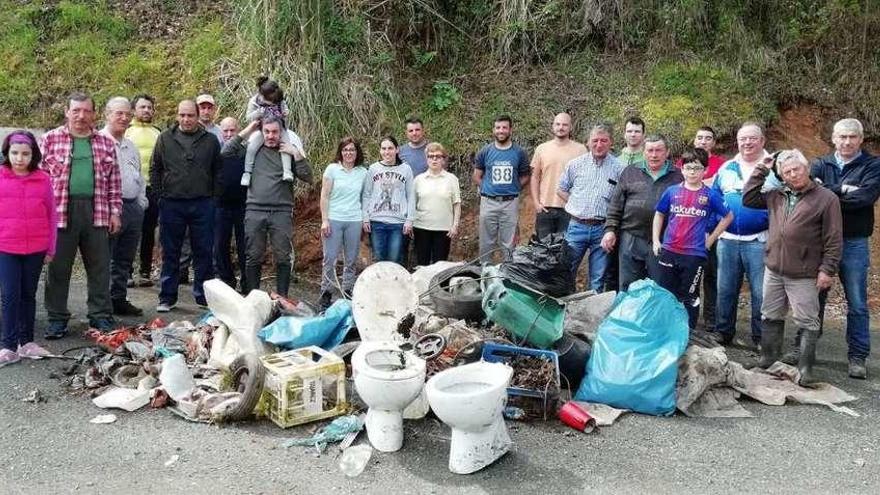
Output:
top-left (370, 221), bottom-right (404, 264)
top-left (565, 222), bottom-right (607, 291)
top-left (0, 252), bottom-right (45, 350)
top-left (159, 198), bottom-right (215, 304)
top-left (214, 203), bottom-right (246, 291)
top-left (715, 238), bottom-right (765, 343)
top-left (819, 237), bottom-right (870, 359)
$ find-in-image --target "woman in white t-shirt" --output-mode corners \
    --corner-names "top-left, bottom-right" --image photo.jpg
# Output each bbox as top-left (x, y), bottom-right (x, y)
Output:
top-left (318, 137), bottom-right (367, 310)
top-left (412, 142), bottom-right (461, 266)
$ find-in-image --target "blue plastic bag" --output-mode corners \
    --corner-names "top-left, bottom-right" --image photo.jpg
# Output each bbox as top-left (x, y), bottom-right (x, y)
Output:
top-left (574, 279), bottom-right (689, 416)
top-left (258, 299), bottom-right (353, 350)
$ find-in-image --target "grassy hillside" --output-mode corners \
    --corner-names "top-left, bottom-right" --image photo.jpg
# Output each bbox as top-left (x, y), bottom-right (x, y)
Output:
top-left (1, 0), bottom-right (877, 164)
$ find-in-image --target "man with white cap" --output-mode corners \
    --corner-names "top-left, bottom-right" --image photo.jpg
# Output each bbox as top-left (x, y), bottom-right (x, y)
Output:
top-left (196, 94), bottom-right (223, 143)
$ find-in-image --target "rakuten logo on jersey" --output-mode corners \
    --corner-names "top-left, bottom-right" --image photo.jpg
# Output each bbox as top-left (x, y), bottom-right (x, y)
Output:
top-left (669, 204), bottom-right (707, 217)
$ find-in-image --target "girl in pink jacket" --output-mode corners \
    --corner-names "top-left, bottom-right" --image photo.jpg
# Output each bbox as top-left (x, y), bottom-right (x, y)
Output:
top-left (0, 131), bottom-right (57, 367)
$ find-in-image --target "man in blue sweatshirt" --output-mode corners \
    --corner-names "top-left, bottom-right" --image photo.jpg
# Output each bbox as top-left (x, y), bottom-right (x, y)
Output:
top-left (711, 122), bottom-right (780, 347)
top-left (809, 118), bottom-right (880, 379)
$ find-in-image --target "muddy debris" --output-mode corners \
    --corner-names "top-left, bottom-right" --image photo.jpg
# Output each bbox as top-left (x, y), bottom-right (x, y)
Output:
top-left (508, 355), bottom-right (557, 391)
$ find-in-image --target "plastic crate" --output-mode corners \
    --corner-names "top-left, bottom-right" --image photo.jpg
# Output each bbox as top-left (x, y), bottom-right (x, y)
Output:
top-left (481, 342), bottom-right (561, 419)
top-left (259, 346), bottom-right (348, 428)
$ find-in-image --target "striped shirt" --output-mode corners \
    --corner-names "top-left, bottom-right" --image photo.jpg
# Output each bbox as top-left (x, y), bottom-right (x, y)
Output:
top-left (558, 152), bottom-right (625, 220)
top-left (39, 125), bottom-right (122, 229)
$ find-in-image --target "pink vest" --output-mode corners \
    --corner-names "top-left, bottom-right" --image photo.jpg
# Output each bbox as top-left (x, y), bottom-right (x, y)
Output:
top-left (0, 167), bottom-right (54, 255)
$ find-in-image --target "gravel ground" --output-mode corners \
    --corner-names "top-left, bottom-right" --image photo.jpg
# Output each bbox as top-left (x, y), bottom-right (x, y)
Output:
top-left (1, 277), bottom-right (879, 494)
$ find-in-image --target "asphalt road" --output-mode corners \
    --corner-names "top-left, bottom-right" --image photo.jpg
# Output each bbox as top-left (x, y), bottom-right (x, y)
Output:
top-left (1, 278), bottom-right (878, 494)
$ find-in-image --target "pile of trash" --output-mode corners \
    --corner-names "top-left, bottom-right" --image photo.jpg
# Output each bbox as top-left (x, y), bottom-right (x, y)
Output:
top-left (53, 279), bottom-right (354, 424)
top-left (50, 233), bottom-right (860, 477)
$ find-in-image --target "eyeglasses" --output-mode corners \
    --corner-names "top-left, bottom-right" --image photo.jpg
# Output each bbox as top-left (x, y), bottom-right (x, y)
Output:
top-left (427, 154), bottom-right (446, 160)
top-left (682, 163), bottom-right (705, 172)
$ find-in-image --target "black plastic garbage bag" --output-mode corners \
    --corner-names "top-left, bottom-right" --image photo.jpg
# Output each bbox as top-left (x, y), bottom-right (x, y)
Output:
top-left (500, 233), bottom-right (575, 297)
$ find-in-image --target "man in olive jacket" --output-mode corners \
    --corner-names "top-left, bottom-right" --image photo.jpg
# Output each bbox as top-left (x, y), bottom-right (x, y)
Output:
top-left (743, 149), bottom-right (842, 385)
top-left (150, 100), bottom-right (222, 311)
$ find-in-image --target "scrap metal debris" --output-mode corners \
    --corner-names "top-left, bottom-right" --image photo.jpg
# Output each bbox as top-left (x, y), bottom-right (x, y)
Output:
top-left (508, 355), bottom-right (556, 391)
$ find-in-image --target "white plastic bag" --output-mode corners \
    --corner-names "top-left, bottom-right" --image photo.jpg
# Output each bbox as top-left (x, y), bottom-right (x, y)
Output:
top-left (204, 279), bottom-right (273, 359)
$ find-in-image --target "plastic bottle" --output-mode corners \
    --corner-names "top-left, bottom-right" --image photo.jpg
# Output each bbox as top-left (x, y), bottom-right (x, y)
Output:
top-left (339, 444), bottom-right (373, 477)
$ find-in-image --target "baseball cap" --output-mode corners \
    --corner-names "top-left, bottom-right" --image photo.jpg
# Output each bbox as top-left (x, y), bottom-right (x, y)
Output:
top-left (196, 94), bottom-right (215, 106)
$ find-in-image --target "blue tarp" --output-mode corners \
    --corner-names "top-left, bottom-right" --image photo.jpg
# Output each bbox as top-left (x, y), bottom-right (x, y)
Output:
top-left (258, 299), bottom-right (353, 350)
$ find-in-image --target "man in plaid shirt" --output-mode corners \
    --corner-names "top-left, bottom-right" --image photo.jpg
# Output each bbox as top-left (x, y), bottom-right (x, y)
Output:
top-left (40, 92), bottom-right (122, 338)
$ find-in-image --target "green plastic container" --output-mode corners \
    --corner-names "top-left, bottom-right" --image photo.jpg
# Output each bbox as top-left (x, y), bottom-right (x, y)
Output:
top-left (483, 282), bottom-right (565, 349)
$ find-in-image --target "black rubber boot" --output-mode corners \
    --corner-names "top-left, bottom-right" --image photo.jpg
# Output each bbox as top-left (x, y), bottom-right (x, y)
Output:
top-left (797, 329), bottom-right (819, 386)
top-left (780, 332), bottom-right (801, 365)
top-left (275, 264), bottom-right (291, 298)
top-left (245, 265), bottom-right (261, 294)
top-left (758, 319), bottom-right (785, 369)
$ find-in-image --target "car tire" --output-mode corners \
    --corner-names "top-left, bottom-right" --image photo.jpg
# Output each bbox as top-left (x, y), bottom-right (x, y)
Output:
top-left (429, 265), bottom-right (484, 320)
top-left (222, 353), bottom-right (266, 421)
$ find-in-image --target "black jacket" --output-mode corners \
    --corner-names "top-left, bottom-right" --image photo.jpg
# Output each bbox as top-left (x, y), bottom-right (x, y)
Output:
top-left (217, 153), bottom-right (247, 207)
top-left (811, 151), bottom-right (880, 238)
top-left (150, 125), bottom-right (222, 200)
top-left (605, 161), bottom-right (684, 240)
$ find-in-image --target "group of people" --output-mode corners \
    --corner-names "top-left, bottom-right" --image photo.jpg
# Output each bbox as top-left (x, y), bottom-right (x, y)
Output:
top-left (0, 83), bottom-right (876, 384)
top-left (520, 114), bottom-right (877, 383)
top-left (318, 119), bottom-right (462, 309)
top-left (0, 78), bottom-right (318, 367)
top-left (0, 79), bottom-right (465, 368)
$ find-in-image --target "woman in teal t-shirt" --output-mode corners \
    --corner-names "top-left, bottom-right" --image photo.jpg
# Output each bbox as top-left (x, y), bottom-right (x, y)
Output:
top-left (318, 137), bottom-right (367, 310)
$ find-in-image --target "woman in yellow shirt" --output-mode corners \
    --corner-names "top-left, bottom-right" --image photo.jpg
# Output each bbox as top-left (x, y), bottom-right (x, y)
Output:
top-left (412, 142), bottom-right (461, 266)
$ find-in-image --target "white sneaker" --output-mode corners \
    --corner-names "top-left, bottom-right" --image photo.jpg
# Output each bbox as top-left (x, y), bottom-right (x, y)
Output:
top-left (240, 172), bottom-right (252, 187)
top-left (156, 302), bottom-right (177, 313)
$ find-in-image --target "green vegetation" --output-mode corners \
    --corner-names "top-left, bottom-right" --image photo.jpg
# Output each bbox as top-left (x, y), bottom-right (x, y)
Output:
top-left (0, 0), bottom-right (876, 163)
top-left (0, 0), bottom-right (226, 126)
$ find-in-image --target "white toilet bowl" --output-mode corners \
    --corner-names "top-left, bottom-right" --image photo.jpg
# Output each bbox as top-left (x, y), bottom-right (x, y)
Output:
top-left (425, 361), bottom-right (513, 474)
top-left (352, 342), bottom-right (426, 452)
